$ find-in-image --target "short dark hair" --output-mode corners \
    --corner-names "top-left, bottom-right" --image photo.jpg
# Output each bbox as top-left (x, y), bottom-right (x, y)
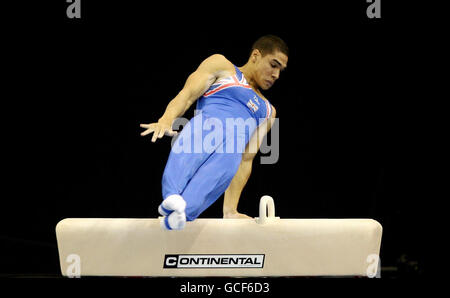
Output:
top-left (251, 35), bottom-right (289, 57)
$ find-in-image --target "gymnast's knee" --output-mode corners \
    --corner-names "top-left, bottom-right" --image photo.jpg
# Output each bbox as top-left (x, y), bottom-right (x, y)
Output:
top-left (184, 200), bottom-right (206, 222)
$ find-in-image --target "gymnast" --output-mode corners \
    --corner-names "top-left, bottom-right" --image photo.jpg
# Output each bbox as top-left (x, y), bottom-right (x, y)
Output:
top-left (140, 35), bottom-right (288, 230)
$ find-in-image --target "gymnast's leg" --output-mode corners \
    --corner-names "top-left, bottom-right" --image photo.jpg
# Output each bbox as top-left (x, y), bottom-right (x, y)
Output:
top-left (181, 149), bottom-right (242, 222)
top-left (158, 113), bottom-right (210, 229)
top-left (159, 114), bottom-right (244, 229)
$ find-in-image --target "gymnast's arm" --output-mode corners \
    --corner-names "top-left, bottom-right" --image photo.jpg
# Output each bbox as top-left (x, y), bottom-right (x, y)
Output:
top-left (140, 54), bottom-right (229, 142)
top-left (223, 106), bottom-right (277, 218)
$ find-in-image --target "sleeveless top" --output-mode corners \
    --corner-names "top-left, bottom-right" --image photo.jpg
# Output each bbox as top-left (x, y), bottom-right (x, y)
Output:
top-left (196, 65), bottom-right (273, 125)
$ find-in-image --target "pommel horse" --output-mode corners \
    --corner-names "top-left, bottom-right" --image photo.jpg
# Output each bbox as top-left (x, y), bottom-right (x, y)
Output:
top-left (56, 196), bottom-right (382, 277)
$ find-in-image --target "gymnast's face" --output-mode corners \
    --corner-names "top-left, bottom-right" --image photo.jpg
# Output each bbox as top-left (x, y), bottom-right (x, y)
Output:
top-left (252, 49), bottom-right (288, 90)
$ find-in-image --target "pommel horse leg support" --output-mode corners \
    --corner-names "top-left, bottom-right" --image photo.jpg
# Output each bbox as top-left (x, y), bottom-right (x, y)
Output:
top-left (56, 196), bottom-right (383, 277)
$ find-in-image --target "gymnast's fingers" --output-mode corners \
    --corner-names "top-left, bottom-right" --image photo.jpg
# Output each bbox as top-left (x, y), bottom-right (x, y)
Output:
top-left (165, 130), bottom-right (178, 136)
top-left (157, 127), bottom-right (166, 139)
top-left (151, 127), bottom-right (160, 142)
top-left (140, 127), bottom-right (155, 136)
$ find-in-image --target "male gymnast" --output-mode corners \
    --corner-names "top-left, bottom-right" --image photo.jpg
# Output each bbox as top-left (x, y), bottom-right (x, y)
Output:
top-left (140, 35), bottom-right (288, 230)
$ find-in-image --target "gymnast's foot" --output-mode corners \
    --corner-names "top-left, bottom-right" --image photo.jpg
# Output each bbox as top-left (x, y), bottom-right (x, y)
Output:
top-left (223, 211), bottom-right (252, 219)
top-left (158, 194), bottom-right (186, 216)
top-left (161, 211), bottom-right (186, 230)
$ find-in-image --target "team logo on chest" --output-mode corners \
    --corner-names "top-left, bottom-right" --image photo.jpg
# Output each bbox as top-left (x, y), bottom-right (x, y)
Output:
top-left (247, 95), bottom-right (260, 113)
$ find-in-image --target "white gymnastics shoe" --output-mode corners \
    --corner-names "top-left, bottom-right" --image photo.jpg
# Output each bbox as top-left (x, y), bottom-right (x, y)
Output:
top-left (158, 194), bottom-right (186, 216)
top-left (161, 211), bottom-right (186, 230)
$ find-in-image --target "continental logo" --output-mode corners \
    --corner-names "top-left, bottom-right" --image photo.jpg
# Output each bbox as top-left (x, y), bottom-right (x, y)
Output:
top-left (163, 254), bottom-right (265, 269)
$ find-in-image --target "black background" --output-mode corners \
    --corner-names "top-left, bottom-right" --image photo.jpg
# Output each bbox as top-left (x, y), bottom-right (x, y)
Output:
top-left (1, 0), bottom-right (436, 279)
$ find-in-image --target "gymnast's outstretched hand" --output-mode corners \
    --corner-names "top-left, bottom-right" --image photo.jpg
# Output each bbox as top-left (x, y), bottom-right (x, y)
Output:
top-left (140, 121), bottom-right (178, 143)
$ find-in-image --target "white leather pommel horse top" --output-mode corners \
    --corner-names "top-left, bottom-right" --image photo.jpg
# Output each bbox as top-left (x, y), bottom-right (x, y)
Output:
top-left (55, 196), bottom-right (383, 277)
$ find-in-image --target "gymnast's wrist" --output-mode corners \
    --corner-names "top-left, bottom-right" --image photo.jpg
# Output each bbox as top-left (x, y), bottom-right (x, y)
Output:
top-left (158, 116), bottom-right (174, 126)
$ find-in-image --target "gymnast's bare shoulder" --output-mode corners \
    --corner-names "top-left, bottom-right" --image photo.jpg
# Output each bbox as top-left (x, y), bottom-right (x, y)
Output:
top-left (199, 54), bottom-right (236, 81)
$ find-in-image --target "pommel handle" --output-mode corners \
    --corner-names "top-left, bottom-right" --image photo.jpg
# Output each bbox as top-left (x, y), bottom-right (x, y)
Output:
top-left (256, 195), bottom-right (280, 224)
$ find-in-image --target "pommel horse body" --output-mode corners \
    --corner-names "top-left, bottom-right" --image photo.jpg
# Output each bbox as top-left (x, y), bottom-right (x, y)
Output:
top-left (56, 196), bottom-right (382, 277)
